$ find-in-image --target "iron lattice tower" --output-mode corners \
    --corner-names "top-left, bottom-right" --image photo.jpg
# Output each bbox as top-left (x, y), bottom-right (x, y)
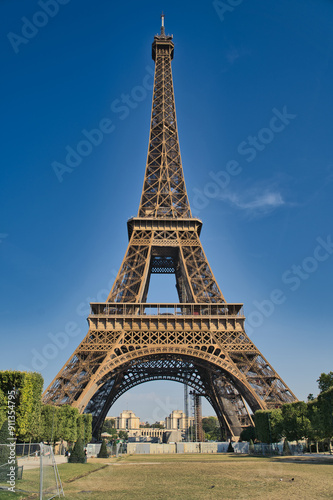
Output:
top-left (43, 17), bottom-right (296, 439)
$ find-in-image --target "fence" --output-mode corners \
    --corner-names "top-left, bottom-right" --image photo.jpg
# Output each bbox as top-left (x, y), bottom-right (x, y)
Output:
top-left (126, 441), bottom-right (250, 454)
top-left (0, 442), bottom-right (64, 499)
top-left (86, 441), bottom-right (125, 458)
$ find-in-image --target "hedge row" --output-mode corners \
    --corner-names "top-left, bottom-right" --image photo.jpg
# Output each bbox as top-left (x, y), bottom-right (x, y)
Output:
top-left (254, 388), bottom-right (333, 443)
top-left (0, 371), bottom-right (92, 444)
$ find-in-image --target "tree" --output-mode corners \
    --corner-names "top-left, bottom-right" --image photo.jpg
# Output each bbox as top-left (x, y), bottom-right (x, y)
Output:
top-left (202, 416), bottom-right (221, 441)
top-left (38, 405), bottom-right (91, 446)
top-left (98, 440), bottom-right (108, 458)
top-left (307, 399), bottom-right (324, 453)
top-left (317, 386), bottom-right (333, 452)
top-left (68, 437), bottom-right (86, 463)
top-left (269, 409), bottom-right (284, 442)
top-left (254, 409), bottom-right (283, 443)
top-left (140, 422), bottom-right (152, 428)
top-left (77, 414), bottom-right (92, 445)
top-left (18, 372), bottom-right (43, 443)
top-left (240, 426), bottom-right (256, 443)
top-left (153, 422), bottom-right (165, 429)
top-left (104, 427), bottom-right (118, 442)
top-left (0, 420), bottom-right (17, 481)
top-left (0, 389), bottom-right (6, 430)
top-left (317, 372), bottom-right (333, 394)
top-left (118, 431), bottom-right (128, 441)
top-left (101, 418), bottom-right (115, 432)
top-left (282, 438), bottom-right (291, 456)
top-left (0, 371), bottom-right (43, 442)
top-left (57, 406), bottom-right (78, 444)
top-left (39, 405), bottom-right (59, 443)
top-left (282, 402), bottom-right (311, 442)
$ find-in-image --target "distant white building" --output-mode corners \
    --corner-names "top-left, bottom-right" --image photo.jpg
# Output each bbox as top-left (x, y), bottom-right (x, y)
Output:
top-left (105, 410), bottom-right (193, 442)
top-left (165, 410), bottom-right (194, 431)
top-left (115, 410), bottom-right (140, 430)
top-left (111, 411), bottom-right (163, 441)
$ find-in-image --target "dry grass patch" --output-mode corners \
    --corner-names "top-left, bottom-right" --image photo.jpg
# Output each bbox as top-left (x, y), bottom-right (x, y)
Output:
top-left (59, 454), bottom-right (333, 500)
top-left (5, 455), bottom-right (332, 499)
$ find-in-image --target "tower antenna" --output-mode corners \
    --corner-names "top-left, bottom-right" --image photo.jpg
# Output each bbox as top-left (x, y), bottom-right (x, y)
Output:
top-left (161, 12), bottom-right (165, 35)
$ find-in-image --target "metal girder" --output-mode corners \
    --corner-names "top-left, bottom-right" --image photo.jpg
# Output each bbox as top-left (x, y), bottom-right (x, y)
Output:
top-left (138, 31), bottom-right (190, 219)
top-left (83, 354), bottom-right (253, 439)
top-left (43, 20), bottom-right (297, 440)
top-left (106, 223), bottom-right (225, 304)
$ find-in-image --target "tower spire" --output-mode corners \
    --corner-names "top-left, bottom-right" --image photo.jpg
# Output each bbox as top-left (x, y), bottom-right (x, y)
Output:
top-left (161, 12), bottom-right (165, 36)
top-left (139, 15), bottom-right (189, 219)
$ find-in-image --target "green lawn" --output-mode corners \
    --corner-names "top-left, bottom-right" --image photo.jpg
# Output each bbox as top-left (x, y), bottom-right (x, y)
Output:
top-left (0, 463), bottom-right (105, 499)
top-left (1, 455), bottom-right (332, 499)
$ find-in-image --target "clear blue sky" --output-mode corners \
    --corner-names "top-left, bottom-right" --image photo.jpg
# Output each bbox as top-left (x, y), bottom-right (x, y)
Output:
top-left (1, 0), bottom-right (332, 422)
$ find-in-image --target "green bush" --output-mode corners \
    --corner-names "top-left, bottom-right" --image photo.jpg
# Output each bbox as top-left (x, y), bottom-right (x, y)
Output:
top-left (0, 371), bottom-right (43, 442)
top-left (0, 420), bottom-right (18, 481)
top-left (98, 439), bottom-right (108, 458)
top-left (68, 438), bottom-right (86, 463)
top-left (240, 426), bottom-right (256, 442)
top-left (283, 438), bottom-right (291, 456)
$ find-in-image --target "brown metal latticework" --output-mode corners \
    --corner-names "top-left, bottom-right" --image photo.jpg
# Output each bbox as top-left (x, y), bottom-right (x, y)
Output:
top-left (43, 17), bottom-right (297, 439)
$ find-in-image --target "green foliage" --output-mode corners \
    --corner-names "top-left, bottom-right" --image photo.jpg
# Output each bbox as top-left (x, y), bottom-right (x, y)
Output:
top-left (254, 409), bottom-right (283, 443)
top-left (18, 372), bottom-right (43, 441)
top-left (0, 389), bottom-right (6, 429)
top-left (39, 405), bottom-right (92, 445)
top-left (281, 402), bottom-right (311, 442)
top-left (0, 371), bottom-right (43, 442)
top-left (152, 422), bottom-right (165, 429)
top-left (39, 405), bottom-right (92, 444)
top-left (98, 439), bottom-right (108, 458)
top-left (101, 418), bottom-right (115, 433)
top-left (249, 439), bottom-right (254, 454)
top-left (118, 430), bottom-right (128, 441)
top-left (80, 414), bottom-right (92, 444)
top-left (57, 406), bottom-right (79, 443)
top-left (317, 372), bottom-right (333, 393)
top-left (102, 427), bottom-right (117, 442)
top-left (202, 416), bottom-right (221, 441)
top-left (282, 438), bottom-right (291, 456)
top-left (68, 437), bottom-right (86, 463)
top-left (269, 409), bottom-right (284, 442)
top-left (39, 405), bottom-right (58, 443)
top-left (101, 418), bottom-right (119, 441)
top-left (254, 411), bottom-right (269, 443)
top-left (307, 399), bottom-right (324, 442)
top-left (0, 420), bottom-right (17, 481)
top-left (240, 426), bottom-right (256, 442)
top-left (317, 386), bottom-right (333, 440)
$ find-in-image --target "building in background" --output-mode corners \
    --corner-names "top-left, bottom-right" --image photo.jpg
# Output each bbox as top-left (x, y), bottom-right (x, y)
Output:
top-left (115, 410), bottom-right (140, 430)
top-left (107, 410), bottom-right (196, 442)
top-left (165, 410), bottom-right (194, 432)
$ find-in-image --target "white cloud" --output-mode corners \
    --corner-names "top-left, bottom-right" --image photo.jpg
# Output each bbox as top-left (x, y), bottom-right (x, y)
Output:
top-left (219, 190), bottom-right (286, 215)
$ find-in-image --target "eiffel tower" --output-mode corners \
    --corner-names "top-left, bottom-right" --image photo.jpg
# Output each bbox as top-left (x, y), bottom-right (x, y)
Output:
top-left (43, 16), bottom-right (296, 439)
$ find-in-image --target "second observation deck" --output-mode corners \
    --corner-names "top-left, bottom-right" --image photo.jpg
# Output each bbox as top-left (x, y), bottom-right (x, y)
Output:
top-left (90, 303), bottom-right (244, 317)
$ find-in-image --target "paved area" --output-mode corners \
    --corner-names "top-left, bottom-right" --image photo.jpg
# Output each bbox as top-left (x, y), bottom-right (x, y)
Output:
top-left (17, 452), bottom-right (333, 470)
top-left (18, 455), bottom-right (67, 470)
